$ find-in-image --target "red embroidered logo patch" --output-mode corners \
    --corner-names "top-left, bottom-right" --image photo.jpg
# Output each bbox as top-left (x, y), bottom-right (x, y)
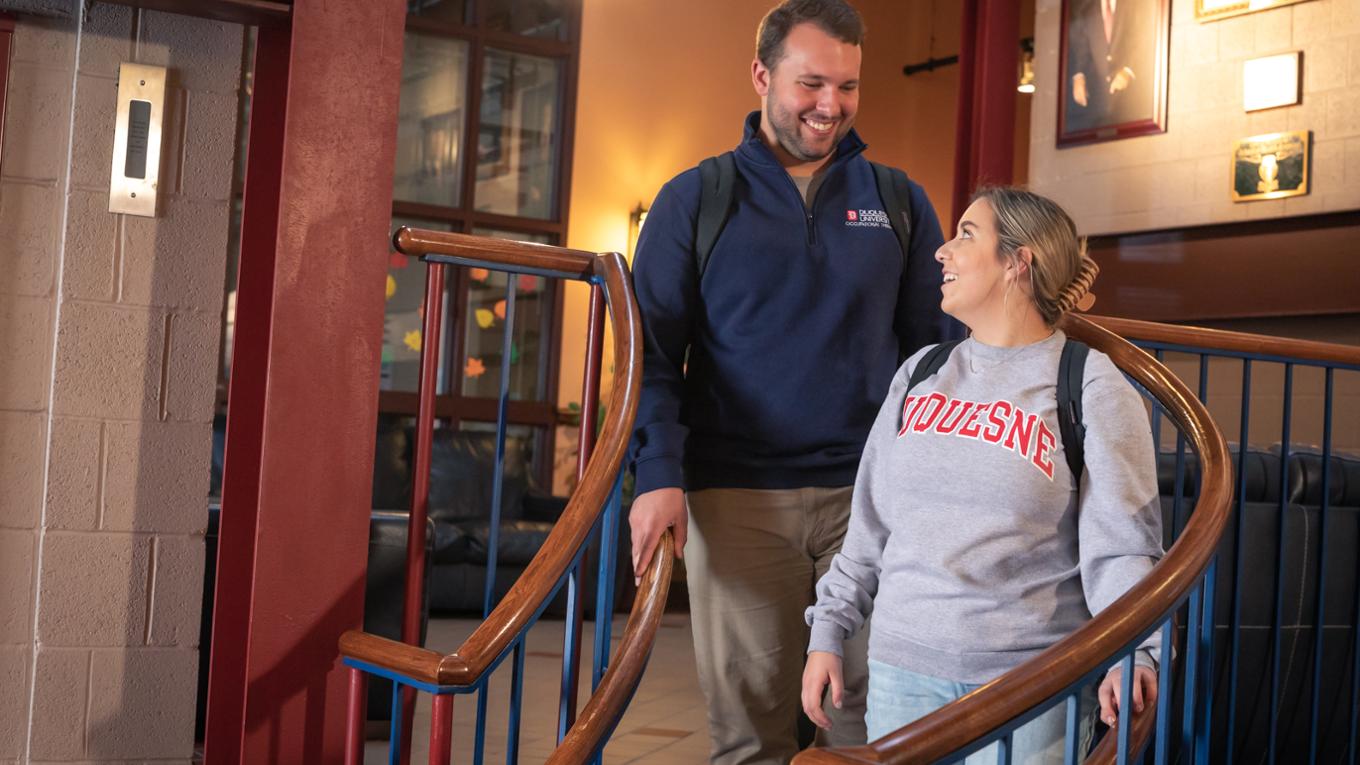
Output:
top-left (846, 210), bottom-right (859, 221)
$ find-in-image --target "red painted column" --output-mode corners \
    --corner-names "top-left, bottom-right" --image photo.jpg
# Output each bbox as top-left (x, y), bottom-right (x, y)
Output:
top-left (204, 1), bottom-right (406, 762)
top-left (951, 0), bottom-right (1020, 226)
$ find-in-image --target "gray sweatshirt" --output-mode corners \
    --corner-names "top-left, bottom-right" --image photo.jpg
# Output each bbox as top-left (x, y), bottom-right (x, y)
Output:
top-left (806, 331), bottom-right (1164, 684)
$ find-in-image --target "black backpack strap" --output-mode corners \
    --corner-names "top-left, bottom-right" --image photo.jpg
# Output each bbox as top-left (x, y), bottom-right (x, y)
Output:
top-left (695, 152), bottom-right (737, 279)
top-left (906, 340), bottom-right (963, 393)
top-left (870, 161), bottom-right (914, 267)
top-left (1058, 339), bottom-right (1090, 484)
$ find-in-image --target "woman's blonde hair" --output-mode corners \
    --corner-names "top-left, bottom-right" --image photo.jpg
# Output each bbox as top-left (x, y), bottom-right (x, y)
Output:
top-left (972, 186), bottom-right (1098, 326)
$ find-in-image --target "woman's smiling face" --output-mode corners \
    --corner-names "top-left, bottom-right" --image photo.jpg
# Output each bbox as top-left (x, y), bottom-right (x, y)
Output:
top-left (935, 198), bottom-right (1014, 325)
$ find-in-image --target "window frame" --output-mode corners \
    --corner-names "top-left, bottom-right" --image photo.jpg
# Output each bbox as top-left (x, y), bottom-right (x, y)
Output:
top-left (381, 1), bottom-right (584, 487)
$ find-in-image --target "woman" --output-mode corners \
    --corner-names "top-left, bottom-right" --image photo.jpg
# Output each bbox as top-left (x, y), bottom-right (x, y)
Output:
top-left (801, 187), bottom-right (1163, 762)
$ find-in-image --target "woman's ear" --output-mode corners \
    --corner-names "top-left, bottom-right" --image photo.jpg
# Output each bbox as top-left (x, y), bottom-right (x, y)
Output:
top-left (1009, 247), bottom-right (1034, 280)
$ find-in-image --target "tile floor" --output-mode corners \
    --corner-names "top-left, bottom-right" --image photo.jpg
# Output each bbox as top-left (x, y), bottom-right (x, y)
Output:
top-left (364, 612), bottom-right (712, 764)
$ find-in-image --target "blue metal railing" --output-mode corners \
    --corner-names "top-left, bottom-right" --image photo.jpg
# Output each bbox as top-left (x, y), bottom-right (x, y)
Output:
top-left (339, 231), bottom-right (647, 765)
top-left (1114, 324), bottom-right (1360, 765)
top-left (944, 323), bottom-right (1360, 765)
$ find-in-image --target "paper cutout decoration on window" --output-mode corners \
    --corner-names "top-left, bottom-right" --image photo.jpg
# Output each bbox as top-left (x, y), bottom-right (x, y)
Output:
top-left (510, 343), bottom-right (520, 364)
top-left (404, 330), bottom-right (422, 352)
top-left (385, 275), bottom-right (397, 300)
top-left (494, 299), bottom-right (507, 320)
top-left (470, 268), bottom-right (490, 282)
top-left (465, 357), bottom-right (486, 378)
top-left (517, 275), bottom-right (537, 291)
top-left (475, 308), bottom-right (495, 329)
top-left (389, 252), bottom-right (408, 270)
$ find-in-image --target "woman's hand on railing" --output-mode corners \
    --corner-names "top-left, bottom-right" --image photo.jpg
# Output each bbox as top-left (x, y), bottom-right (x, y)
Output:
top-left (802, 650), bottom-right (845, 731)
top-left (629, 487), bottom-right (687, 585)
top-left (1098, 664), bottom-right (1158, 728)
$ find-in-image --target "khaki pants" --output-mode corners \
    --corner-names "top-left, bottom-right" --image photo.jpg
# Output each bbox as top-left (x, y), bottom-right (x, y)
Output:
top-left (685, 486), bottom-right (869, 765)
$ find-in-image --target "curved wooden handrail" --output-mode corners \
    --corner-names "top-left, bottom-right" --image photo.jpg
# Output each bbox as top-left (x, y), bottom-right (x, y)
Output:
top-left (793, 314), bottom-right (1234, 765)
top-left (393, 227), bottom-right (600, 281)
top-left (547, 530), bottom-right (675, 764)
top-left (1087, 314), bottom-right (1360, 367)
top-left (341, 235), bottom-right (643, 688)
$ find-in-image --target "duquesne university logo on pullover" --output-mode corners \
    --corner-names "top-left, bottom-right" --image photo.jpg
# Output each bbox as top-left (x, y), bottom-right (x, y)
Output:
top-left (897, 392), bottom-right (1058, 481)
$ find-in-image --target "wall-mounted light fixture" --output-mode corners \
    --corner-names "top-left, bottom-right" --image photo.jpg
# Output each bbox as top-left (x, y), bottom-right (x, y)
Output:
top-left (628, 203), bottom-right (648, 259)
top-left (1017, 37), bottom-right (1036, 94)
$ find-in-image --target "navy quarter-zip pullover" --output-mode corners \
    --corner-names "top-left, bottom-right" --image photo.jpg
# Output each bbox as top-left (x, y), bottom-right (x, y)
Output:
top-left (629, 112), bottom-right (959, 495)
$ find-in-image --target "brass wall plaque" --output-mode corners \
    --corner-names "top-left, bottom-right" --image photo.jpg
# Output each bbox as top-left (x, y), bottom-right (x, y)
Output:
top-left (110, 63), bottom-right (167, 217)
top-left (1231, 130), bottom-right (1310, 203)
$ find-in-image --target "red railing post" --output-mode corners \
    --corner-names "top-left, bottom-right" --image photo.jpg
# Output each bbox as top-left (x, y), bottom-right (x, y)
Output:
top-left (401, 260), bottom-right (446, 764)
top-left (429, 694), bottom-right (454, 764)
top-left (344, 667), bottom-right (367, 765)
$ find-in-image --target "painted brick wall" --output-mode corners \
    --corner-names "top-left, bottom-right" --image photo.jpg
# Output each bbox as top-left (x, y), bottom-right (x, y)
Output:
top-left (1030, 0), bottom-right (1360, 235)
top-left (0, 4), bottom-right (240, 762)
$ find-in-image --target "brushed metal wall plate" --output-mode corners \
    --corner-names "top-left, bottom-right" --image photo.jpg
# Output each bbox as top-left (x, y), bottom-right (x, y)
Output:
top-left (110, 63), bottom-right (167, 217)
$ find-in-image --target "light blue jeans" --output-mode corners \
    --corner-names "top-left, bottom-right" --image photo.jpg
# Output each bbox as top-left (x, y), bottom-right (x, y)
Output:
top-left (866, 659), bottom-right (1096, 764)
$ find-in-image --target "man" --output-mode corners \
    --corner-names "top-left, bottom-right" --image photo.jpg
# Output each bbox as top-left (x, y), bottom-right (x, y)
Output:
top-left (627, 2), bottom-right (958, 762)
top-left (1066, 0), bottom-right (1157, 133)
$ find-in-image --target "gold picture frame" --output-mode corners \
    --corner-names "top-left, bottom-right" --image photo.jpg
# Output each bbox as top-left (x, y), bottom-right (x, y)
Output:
top-left (1231, 131), bottom-right (1310, 202)
top-left (1196, 0), bottom-right (1314, 22)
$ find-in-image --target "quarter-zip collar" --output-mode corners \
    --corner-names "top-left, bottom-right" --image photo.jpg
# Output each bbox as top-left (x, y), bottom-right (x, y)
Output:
top-left (736, 111), bottom-right (867, 246)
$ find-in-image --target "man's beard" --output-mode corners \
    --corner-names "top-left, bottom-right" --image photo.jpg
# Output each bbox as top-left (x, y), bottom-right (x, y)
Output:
top-left (767, 97), bottom-right (851, 162)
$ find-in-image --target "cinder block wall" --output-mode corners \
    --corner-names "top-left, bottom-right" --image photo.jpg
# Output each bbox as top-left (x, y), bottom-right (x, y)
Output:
top-left (1030, 0), bottom-right (1360, 235)
top-left (0, 5), bottom-right (240, 762)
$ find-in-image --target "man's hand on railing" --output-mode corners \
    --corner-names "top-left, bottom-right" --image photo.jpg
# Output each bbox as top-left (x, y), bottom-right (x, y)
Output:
top-left (1098, 664), bottom-right (1158, 728)
top-left (801, 650), bottom-right (844, 731)
top-left (629, 487), bottom-right (687, 585)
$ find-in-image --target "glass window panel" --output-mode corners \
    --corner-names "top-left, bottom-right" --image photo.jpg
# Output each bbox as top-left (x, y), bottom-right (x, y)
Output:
top-left (234, 27), bottom-right (255, 188)
top-left (220, 198), bottom-right (242, 383)
top-left (382, 218), bottom-right (455, 393)
top-left (407, 0), bottom-right (468, 25)
top-left (474, 49), bottom-right (561, 220)
top-left (462, 229), bottom-right (553, 402)
top-left (483, 0), bottom-right (569, 40)
top-left (394, 34), bottom-right (470, 208)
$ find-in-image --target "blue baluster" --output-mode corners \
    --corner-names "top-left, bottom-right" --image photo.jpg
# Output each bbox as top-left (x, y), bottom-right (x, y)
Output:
top-left (507, 640), bottom-right (526, 765)
top-left (1268, 363), bottom-right (1293, 765)
top-left (1182, 584), bottom-right (1202, 760)
top-left (1196, 558), bottom-right (1217, 764)
top-left (558, 556), bottom-right (583, 743)
top-left (1155, 619), bottom-right (1173, 765)
top-left (996, 731), bottom-right (1013, 765)
top-left (593, 472), bottom-right (624, 690)
top-left (1118, 652), bottom-right (1134, 765)
top-left (1226, 359), bottom-right (1252, 765)
top-left (1063, 692), bottom-right (1079, 765)
top-left (390, 678), bottom-right (405, 765)
top-left (1305, 368), bottom-right (1334, 764)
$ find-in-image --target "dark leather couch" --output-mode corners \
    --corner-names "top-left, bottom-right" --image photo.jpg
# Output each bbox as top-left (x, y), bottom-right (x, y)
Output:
top-left (370, 417), bottom-right (628, 617)
top-left (1155, 446), bottom-right (1360, 760)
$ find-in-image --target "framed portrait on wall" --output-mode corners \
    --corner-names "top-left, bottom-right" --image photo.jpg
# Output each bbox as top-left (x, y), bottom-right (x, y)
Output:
top-left (1058, 0), bottom-right (1170, 147)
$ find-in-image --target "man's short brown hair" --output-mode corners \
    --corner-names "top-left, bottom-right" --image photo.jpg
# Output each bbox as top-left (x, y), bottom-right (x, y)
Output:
top-left (756, 0), bottom-right (866, 70)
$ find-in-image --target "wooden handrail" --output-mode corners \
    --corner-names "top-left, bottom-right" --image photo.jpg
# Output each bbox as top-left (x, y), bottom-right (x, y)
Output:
top-left (393, 227), bottom-right (599, 281)
top-left (793, 314), bottom-right (1234, 764)
top-left (1087, 315), bottom-right (1360, 367)
top-left (341, 236), bottom-right (643, 688)
top-left (547, 530), bottom-right (675, 764)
